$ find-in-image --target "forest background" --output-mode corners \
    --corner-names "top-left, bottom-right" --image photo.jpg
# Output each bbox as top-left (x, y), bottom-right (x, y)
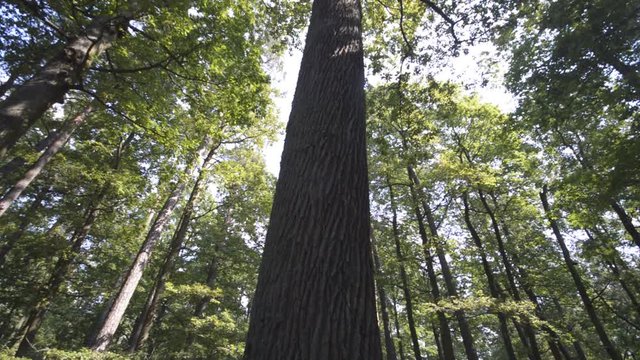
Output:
top-left (0, 0), bottom-right (638, 359)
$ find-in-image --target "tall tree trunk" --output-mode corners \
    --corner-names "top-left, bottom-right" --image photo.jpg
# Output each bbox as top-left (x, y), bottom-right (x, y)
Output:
top-left (407, 165), bottom-right (479, 360)
top-left (388, 185), bottom-right (423, 360)
top-left (243, 0), bottom-right (381, 357)
top-left (477, 190), bottom-right (542, 360)
top-left (372, 234), bottom-right (398, 360)
top-left (406, 182), bottom-right (455, 360)
top-left (461, 193), bottom-right (517, 360)
top-left (12, 133), bottom-right (133, 357)
top-left (128, 144), bottom-right (217, 352)
top-left (0, 105), bottom-right (93, 217)
top-left (0, 16), bottom-right (127, 158)
top-left (88, 140), bottom-right (210, 351)
top-left (0, 186), bottom-right (48, 266)
top-left (539, 186), bottom-right (622, 360)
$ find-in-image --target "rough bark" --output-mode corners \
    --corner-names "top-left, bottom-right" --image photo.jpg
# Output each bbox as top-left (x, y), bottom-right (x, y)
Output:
top-left (461, 193), bottom-right (517, 360)
top-left (407, 165), bottom-right (479, 360)
top-left (540, 186), bottom-right (622, 360)
top-left (372, 234), bottom-right (398, 360)
top-left (0, 105), bottom-right (93, 217)
top-left (0, 15), bottom-right (127, 158)
top-left (243, 0), bottom-right (381, 357)
top-left (88, 141), bottom-right (209, 351)
top-left (128, 144), bottom-right (217, 352)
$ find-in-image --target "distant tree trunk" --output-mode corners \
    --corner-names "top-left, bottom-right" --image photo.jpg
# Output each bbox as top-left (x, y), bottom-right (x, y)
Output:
top-left (0, 16), bottom-right (127, 158)
top-left (583, 229), bottom-right (640, 321)
top-left (0, 105), bottom-right (93, 218)
top-left (14, 190), bottom-right (105, 356)
top-left (406, 182), bottom-right (455, 360)
top-left (461, 193), bottom-right (517, 360)
top-left (0, 186), bottom-right (48, 266)
top-left (477, 190), bottom-right (542, 360)
top-left (128, 144), bottom-right (217, 352)
top-left (184, 249), bottom-right (219, 348)
top-left (372, 234), bottom-right (398, 360)
top-left (243, 0), bottom-right (381, 357)
top-left (540, 186), bottom-right (622, 360)
top-left (391, 291), bottom-right (406, 360)
top-left (609, 200), bottom-right (640, 250)
top-left (88, 141), bottom-right (209, 351)
top-left (0, 130), bottom-right (60, 177)
top-left (12, 133), bottom-right (133, 357)
top-left (500, 224), bottom-right (570, 360)
top-left (407, 165), bottom-right (478, 360)
top-left (388, 185), bottom-right (423, 360)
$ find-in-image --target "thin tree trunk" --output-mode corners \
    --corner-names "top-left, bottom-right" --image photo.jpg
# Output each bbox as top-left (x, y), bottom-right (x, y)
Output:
top-left (583, 229), bottom-right (640, 321)
top-left (12, 133), bottom-right (133, 357)
top-left (406, 182), bottom-right (455, 360)
top-left (609, 200), bottom-right (640, 250)
top-left (0, 16), bottom-right (126, 158)
top-left (461, 193), bottom-right (517, 360)
top-left (184, 251), bottom-right (219, 348)
top-left (388, 185), bottom-right (423, 360)
top-left (243, 0), bottom-right (381, 357)
top-left (407, 165), bottom-right (479, 360)
top-left (540, 185), bottom-right (622, 360)
top-left (128, 144), bottom-right (217, 352)
top-left (0, 186), bottom-right (48, 266)
top-left (0, 105), bottom-right (92, 217)
top-left (477, 190), bottom-right (542, 360)
top-left (501, 225), bottom-right (570, 360)
top-left (392, 291), bottom-right (406, 360)
top-left (372, 234), bottom-right (398, 360)
top-left (14, 190), bottom-right (105, 356)
top-left (0, 130), bottom-right (60, 177)
top-left (88, 140), bottom-right (209, 351)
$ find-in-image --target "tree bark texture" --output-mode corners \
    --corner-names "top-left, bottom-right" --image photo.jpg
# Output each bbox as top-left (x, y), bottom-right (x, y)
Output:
top-left (243, 0), bottom-right (381, 357)
top-left (0, 105), bottom-right (93, 217)
top-left (0, 15), bottom-right (126, 158)
top-left (540, 186), bottom-right (622, 360)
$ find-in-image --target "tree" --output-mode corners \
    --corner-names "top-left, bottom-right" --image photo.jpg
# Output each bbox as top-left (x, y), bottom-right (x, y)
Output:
top-left (243, 0), bottom-right (382, 357)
